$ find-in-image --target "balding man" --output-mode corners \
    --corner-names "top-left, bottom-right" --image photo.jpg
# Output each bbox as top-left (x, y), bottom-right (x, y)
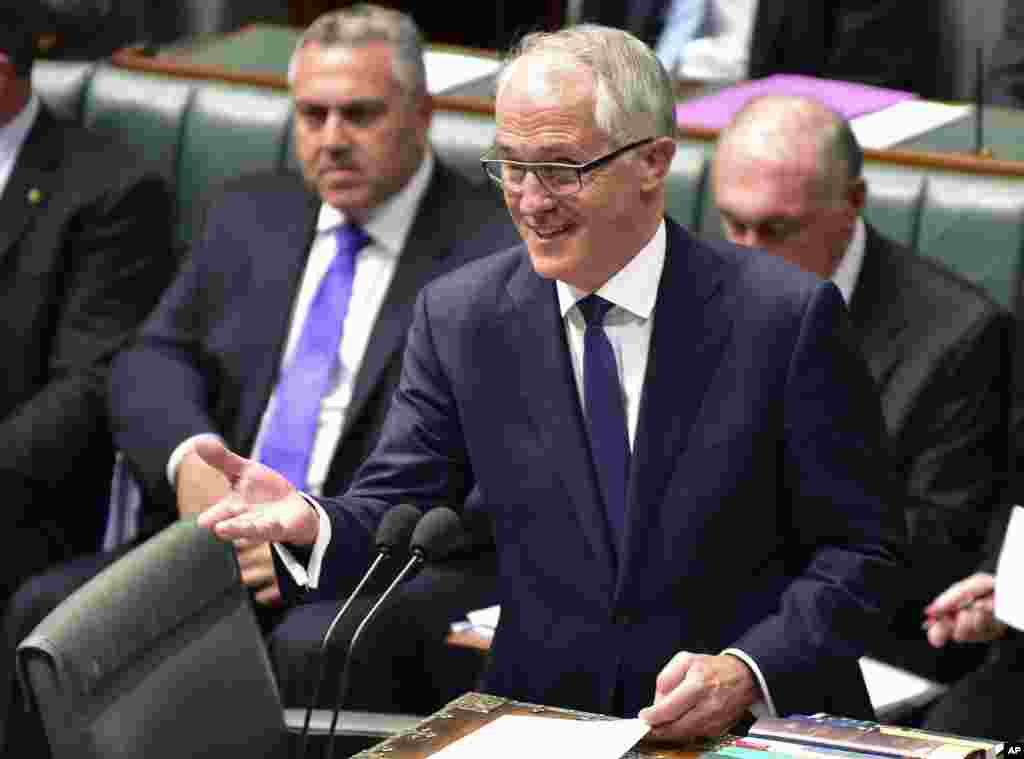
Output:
top-left (712, 95), bottom-right (1014, 681)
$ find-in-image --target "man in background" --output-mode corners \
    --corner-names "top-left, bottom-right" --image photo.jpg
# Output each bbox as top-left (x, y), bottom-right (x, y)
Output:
top-left (1, 4), bottom-right (514, 755)
top-left (711, 94), bottom-right (1014, 684)
top-left (578, 0), bottom-right (940, 96)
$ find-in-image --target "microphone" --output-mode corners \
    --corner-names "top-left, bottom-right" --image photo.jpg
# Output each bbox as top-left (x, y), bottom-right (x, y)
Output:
top-left (297, 503), bottom-right (421, 759)
top-left (323, 507), bottom-right (469, 759)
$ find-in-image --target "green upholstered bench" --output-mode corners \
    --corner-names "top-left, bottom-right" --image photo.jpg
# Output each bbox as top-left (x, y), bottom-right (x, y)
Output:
top-left (32, 60), bottom-right (1024, 314)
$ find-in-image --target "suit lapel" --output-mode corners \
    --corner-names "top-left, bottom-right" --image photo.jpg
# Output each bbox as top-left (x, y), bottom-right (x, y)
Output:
top-left (619, 220), bottom-right (732, 594)
top-left (340, 164), bottom-right (454, 444)
top-left (847, 225), bottom-right (910, 386)
top-left (0, 108), bottom-right (60, 267)
top-left (506, 252), bottom-right (618, 577)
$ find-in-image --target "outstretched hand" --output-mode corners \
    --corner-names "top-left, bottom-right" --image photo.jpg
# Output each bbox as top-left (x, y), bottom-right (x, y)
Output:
top-left (194, 438), bottom-right (320, 547)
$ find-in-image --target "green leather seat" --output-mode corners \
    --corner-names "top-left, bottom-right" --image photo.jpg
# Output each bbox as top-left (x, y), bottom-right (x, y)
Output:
top-left (30, 60), bottom-right (1024, 318)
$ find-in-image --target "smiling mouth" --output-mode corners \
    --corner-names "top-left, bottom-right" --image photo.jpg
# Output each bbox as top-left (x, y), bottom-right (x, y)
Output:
top-left (528, 223), bottom-right (574, 240)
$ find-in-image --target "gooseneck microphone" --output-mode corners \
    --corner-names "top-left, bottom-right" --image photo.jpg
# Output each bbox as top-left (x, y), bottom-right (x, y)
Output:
top-left (297, 503), bottom-right (421, 759)
top-left (323, 507), bottom-right (469, 759)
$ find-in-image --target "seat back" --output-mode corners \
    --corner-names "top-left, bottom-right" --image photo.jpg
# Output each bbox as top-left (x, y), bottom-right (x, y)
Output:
top-left (17, 520), bottom-right (288, 759)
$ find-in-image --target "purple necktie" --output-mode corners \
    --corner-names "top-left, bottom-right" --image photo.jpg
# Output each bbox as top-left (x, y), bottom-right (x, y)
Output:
top-left (578, 294), bottom-right (630, 556)
top-left (258, 222), bottom-right (370, 489)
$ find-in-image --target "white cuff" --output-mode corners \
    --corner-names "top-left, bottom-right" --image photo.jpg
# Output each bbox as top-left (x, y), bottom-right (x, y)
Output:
top-left (272, 494), bottom-right (332, 590)
top-left (167, 433), bottom-right (224, 487)
top-left (721, 647), bottom-right (778, 718)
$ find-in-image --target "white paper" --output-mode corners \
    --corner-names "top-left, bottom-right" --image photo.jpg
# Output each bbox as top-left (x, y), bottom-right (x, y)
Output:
top-left (424, 50), bottom-right (501, 95)
top-left (857, 656), bottom-right (947, 714)
top-left (466, 604), bottom-right (501, 629)
top-left (428, 714), bottom-right (650, 759)
top-left (850, 101), bottom-right (971, 149)
top-left (995, 505), bottom-right (1024, 632)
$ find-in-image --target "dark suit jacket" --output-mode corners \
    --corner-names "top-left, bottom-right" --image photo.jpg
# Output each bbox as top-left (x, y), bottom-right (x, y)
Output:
top-left (110, 161), bottom-right (516, 538)
top-left (851, 227), bottom-right (1012, 586)
top-left (0, 105), bottom-right (174, 560)
top-left (581, 0), bottom-right (940, 96)
top-left (851, 225), bottom-right (1013, 679)
top-left (305, 218), bottom-right (907, 719)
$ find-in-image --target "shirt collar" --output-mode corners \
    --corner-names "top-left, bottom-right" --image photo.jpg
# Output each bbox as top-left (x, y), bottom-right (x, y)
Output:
top-left (315, 149), bottom-right (435, 255)
top-left (829, 217), bottom-right (866, 305)
top-left (557, 220), bottom-right (667, 320)
top-left (0, 93), bottom-right (39, 164)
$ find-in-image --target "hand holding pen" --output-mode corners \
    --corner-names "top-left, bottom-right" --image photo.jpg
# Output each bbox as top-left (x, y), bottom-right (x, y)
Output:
top-left (922, 572), bottom-right (1005, 647)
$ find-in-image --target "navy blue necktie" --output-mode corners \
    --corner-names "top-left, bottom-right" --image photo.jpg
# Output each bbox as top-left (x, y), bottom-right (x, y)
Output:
top-left (577, 294), bottom-right (630, 553)
top-left (259, 222), bottom-right (370, 489)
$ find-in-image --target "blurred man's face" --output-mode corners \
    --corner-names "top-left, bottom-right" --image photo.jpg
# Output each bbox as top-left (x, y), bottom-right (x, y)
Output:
top-left (712, 143), bottom-right (862, 280)
top-left (291, 40), bottom-right (431, 222)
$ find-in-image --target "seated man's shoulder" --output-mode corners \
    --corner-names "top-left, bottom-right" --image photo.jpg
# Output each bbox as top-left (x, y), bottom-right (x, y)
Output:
top-left (887, 240), bottom-right (1010, 333)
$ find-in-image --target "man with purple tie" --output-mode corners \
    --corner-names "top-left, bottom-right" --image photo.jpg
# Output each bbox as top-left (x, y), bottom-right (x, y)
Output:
top-left (0, 5), bottom-right (515, 756)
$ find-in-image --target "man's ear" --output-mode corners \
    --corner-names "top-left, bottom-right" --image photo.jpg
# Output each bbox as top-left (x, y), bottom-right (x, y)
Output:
top-left (638, 136), bottom-right (677, 191)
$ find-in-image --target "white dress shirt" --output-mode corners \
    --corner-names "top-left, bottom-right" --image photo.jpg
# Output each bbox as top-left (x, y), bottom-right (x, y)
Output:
top-left (659, 0), bottom-right (758, 81)
top-left (0, 93), bottom-right (39, 198)
top-left (830, 218), bottom-right (867, 306)
top-left (166, 150), bottom-right (436, 495)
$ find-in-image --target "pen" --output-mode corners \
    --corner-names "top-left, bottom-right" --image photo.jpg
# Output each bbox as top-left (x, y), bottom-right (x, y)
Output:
top-left (920, 593), bottom-right (992, 630)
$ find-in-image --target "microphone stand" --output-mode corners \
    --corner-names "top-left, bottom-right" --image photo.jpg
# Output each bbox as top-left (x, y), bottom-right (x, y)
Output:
top-left (297, 551), bottom-right (389, 759)
top-left (323, 551), bottom-right (425, 759)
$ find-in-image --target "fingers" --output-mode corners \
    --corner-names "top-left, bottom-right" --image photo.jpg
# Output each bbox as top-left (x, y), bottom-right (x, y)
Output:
top-left (254, 583), bottom-right (282, 606)
top-left (196, 491), bottom-right (254, 530)
top-left (925, 572), bottom-right (994, 618)
top-left (193, 438), bottom-right (250, 483)
top-left (640, 652), bottom-right (703, 729)
top-left (206, 493), bottom-right (320, 546)
top-left (951, 597), bottom-right (1006, 643)
top-left (640, 653), bottom-right (759, 743)
top-left (926, 616), bottom-right (954, 648)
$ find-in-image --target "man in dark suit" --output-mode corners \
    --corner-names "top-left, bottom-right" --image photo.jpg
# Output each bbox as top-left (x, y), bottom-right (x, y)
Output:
top-left (0, 5), bottom-right (514, 755)
top-left (579, 0), bottom-right (940, 96)
top-left (0, 8), bottom-right (175, 599)
top-left (710, 94), bottom-right (1014, 685)
top-left (0, 6), bottom-right (175, 753)
top-left (198, 23), bottom-right (906, 736)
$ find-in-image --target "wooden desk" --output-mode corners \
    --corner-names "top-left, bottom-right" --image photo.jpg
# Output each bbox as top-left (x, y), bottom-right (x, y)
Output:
top-left (109, 24), bottom-right (1024, 178)
top-left (349, 692), bottom-right (716, 759)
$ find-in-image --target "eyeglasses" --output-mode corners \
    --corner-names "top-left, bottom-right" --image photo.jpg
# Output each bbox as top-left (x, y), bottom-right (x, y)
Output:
top-left (480, 137), bottom-right (656, 196)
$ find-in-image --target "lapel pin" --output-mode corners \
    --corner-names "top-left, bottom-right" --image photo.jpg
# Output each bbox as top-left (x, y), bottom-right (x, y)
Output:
top-left (27, 188), bottom-right (43, 205)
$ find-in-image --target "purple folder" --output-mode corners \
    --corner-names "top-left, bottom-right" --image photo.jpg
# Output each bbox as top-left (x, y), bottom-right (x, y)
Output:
top-left (675, 74), bottom-right (918, 130)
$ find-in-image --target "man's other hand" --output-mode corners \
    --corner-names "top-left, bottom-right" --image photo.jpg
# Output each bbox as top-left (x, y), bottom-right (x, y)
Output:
top-left (639, 652), bottom-right (758, 742)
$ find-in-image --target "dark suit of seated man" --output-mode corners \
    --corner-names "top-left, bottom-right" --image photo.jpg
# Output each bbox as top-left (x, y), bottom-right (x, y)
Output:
top-left (0, 5), bottom-right (176, 753)
top-left (0, 5), bottom-right (516, 757)
top-left (198, 23), bottom-right (907, 740)
top-left (709, 94), bottom-right (1014, 686)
